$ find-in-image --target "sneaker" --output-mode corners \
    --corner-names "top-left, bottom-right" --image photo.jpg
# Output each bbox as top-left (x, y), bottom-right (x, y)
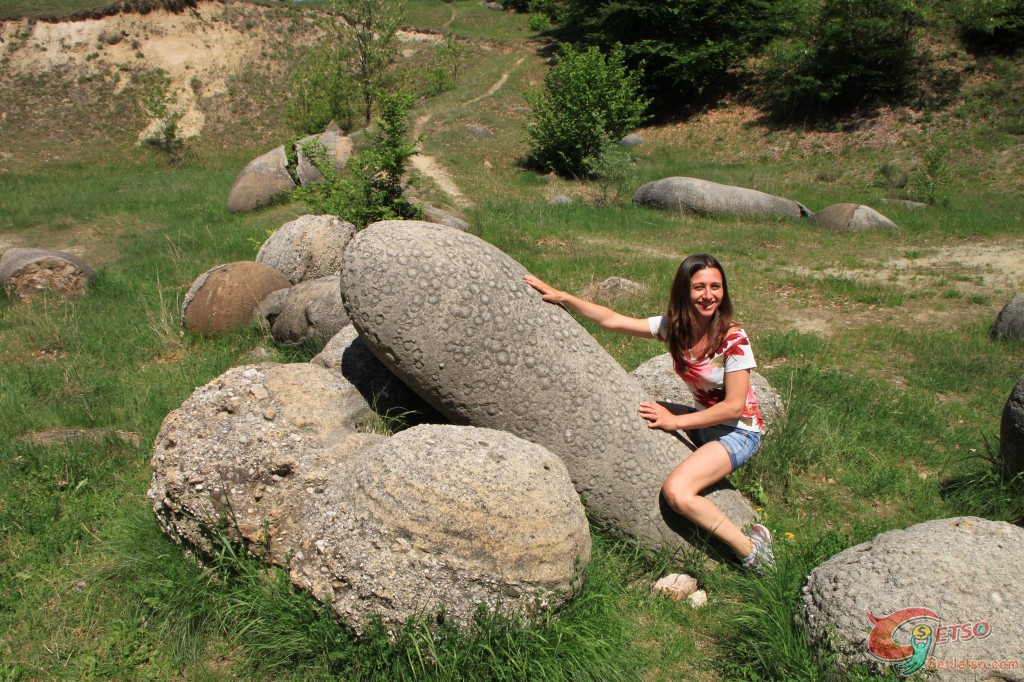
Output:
top-left (742, 523), bottom-right (776, 574)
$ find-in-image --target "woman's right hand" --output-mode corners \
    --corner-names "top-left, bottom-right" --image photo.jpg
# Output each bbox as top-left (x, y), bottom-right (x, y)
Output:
top-left (524, 274), bottom-right (566, 304)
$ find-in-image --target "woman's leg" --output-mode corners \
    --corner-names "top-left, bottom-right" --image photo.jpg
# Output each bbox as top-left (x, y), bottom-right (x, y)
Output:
top-left (661, 441), bottom-right (753, 558)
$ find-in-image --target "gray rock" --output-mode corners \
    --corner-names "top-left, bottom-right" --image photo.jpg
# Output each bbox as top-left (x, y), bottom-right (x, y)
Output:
top-left (803, 517), bottom-right (1024, 680)
top-left (255, 276), bottom-right (348, 346)
top-left (549, 194), bottom-right (573, 206)
top-left (633, 177), bottom-right (810, 220)
top-left (340, 220), bottom-right (757, 555)
top-left (420, 204), bottom-right (471, 232)
top-left (992, 293), bottom-right (1024, 344)
top-left (479, 1), bottom-right (504, 9)
top-left (631, 353), bottom-right (784, 436)
top-left (312, 325), bottom-right (446, 427)
top-left (149, 368), bottom-right (590, 635)
top-left (879, 198), bottom-right (929, 210)
top-left (295, 130), bottom-right (354, 186)
top-left (465, 124), bottom-right (493, 138)
top-left (584, 276), bottom-right (646, 302)
top-left (226, 146), bottom-right (296, 213)
top-left (99, 28), bottom-right (124, 45)
top-left (618, 133), bottom-right (646, 147)
top-left (256, 215), bottom-right (356, 284)
top-left (182, 262), bottom-right (291, 335)
top-left (1000, 375), bottom-right (1024, 479)
top-left (512, 106), bottom-right (532, 116)
top-left (812, 203), bottom-right (897, 231)
top-left (0, 247), bottom-right (95, 299)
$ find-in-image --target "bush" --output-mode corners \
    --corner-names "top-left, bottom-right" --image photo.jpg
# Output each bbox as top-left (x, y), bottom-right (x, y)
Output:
top-left (136, 67), bottom-right (184, 156)
top-left (957, 0), bottom-right (1024, 55)
top-left (525, 44), bottom-right (650, 177)
top-left (758, 0), bottom-right (923, 117)
top-left (286, 44), bottom-right (360, 134)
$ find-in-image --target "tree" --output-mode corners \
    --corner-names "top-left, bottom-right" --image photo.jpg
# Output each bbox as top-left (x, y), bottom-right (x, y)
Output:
top-left (330, 0), bottom-right (405, 125)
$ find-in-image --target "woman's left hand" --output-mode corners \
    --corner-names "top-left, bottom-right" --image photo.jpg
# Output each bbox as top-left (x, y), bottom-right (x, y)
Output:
top-left (639, 401), bottom-right (680, 431)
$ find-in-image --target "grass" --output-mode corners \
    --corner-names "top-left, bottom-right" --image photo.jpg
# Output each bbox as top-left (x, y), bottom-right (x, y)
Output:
top-left (2, 0), bottom-right (1024, 679)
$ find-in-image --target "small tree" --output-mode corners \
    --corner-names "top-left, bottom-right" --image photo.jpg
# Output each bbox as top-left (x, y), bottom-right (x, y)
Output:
top-left (286, 43), bottom-right (360, 134)
top-left (330, 0), bottom-right (405, 125)
top-left (136, 68), bottom-right (183, 155)
top-left (526, 44), bottom-right (650, 177)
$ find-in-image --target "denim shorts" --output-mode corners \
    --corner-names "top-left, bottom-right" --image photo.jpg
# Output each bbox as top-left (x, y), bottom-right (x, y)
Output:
top-left (687, 423), bottom-right (761, 472)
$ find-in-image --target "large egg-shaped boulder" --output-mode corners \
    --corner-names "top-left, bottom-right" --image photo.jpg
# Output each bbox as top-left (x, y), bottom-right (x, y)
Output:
top-left (226, 146), bottom-right (296, 213)
top-left (633, 177), bottom-right (810, 220)
top-left (255, 275), bottom-right (348, 346)
top-left (812, 203), bottom-right (897, 231)
top-left (0, 247), bottom-right (95, 299)
top-left (182, 261), bottom-right (290, 335)
top-left (340, 220), bottom-right (757, 555)
top-left (256, 215), bottom-right (356, 284)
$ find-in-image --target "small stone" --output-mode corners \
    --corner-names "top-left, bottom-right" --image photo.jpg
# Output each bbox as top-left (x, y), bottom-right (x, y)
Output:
top-left (918, 472), bottom-right (928, 480)
top-left (549, 194), bottom-right (572, 206)
top-left (653, 573), bottom-right (699, 600)
top-left (250, 384), bottom-right (269, 400)
top-left (687, 589), bottom-right (708, 608)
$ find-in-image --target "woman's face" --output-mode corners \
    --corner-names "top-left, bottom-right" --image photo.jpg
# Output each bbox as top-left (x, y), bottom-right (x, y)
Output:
top-left (689, 267), bottom-right (724, 318)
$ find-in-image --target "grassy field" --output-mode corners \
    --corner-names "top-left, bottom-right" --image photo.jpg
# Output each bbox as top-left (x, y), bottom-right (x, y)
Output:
top-left (1, 0), bottom-right (1023, 679)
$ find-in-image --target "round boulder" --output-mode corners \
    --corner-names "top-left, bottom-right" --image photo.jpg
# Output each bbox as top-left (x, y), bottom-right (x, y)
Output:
top-left (256, 215), bottom-right (356, 284)
top-left (226, 146), bottom-right (296, 213)
top-left (182, 261), bottom-right (290, 335)
top-left (812, 203), bottom-right (897, 231)
top-left (991, 293), bottom-right (1024, 344)
top-left (295, 130), bottom-right (354, 186)
top-left (312, 424), bottom-right (591, 633)
top-left (255, 275), bottom-right (348, 346)
top-left (802, 517), bottom-right (1024, 679)
top-left (633, 177), bottom-right (810, 220)
top-left (99, 28), bottom-right (124, 45)
top-left (0, 247), bottom-right (96, 299)
top-left (618, 133), bottom-right (646, 147)
top-left (1000, 374), bottom-right (1024, 479)
top-left (340, 220), bottom-right (757, 555)
top-left (549, 194), bottom-right (573, 206)
top-left (631, 353), bottom-right (785, 435)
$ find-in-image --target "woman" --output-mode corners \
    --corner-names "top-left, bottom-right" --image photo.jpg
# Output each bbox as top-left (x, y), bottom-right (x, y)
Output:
top-left (524, 254), bottom-right (774, 572)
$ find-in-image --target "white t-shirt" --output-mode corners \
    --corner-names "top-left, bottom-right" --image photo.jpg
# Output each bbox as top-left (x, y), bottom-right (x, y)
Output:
top-left (648, 316), bottom-right (763, 432)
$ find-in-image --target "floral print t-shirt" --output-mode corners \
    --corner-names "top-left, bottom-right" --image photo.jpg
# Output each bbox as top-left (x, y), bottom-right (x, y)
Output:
top-left (648, 316), bottom-right (763, 433)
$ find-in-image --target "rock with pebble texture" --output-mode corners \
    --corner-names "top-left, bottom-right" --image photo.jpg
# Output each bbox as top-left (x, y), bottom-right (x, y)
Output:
top-left (633, 177), bottom-right (810, 220)
top-left (182, 262), bottom-right (290, 335)
top-left (991, 293), bottom-right (1024, 344)
top-left (1000, 375), bottom-right (1024, 479)
top-left (340, 220), bottom-right (757, 555)
top-left (802, 517), bottom-right (1024, 680)
top-left (226, 146), bottom-right (296, 213)
top-left (295, 130), bottom-right (354, 186)
top-left (256, 215), bottom-right (356, 284)
top-left (0, 248), bottom-right (96, 299)
top-left (311, 325), bottom-right (445, 426)
top-left (255, 276), bottom-right (348, 346)
top-left (812, 203), bottom-right (897, 232)
top-left (631, 353), bottom-right (784, 435)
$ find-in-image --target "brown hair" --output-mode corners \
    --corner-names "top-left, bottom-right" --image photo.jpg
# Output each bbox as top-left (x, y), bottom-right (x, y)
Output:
top-left (665, 254), bottom-right (734, 367)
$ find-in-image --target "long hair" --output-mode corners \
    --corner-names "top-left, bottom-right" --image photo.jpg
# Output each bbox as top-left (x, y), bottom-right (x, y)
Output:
top-left (665, 254), bottom-right (734, 367)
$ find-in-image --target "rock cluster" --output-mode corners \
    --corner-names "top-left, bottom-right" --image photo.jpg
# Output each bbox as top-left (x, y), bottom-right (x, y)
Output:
top-left (340, 220), bottom-right (757, 555)
top-left (0, 247), bottom-right (95, 299)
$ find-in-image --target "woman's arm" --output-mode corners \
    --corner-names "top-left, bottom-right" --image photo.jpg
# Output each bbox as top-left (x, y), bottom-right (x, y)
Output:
top-left (639, 369), bottom-right (751, 431)
top-left (524, 274), bottom-right (654, 338)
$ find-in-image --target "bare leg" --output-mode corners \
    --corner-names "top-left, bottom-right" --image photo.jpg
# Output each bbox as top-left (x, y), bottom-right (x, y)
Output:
top-left (661, 441), bottom-right (753, 558)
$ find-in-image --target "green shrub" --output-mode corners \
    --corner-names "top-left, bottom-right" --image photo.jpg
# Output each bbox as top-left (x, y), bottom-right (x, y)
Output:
top-left (585, 140), bottom-right (639, 205)
top-left (286, 44), bottom-right (360, 134)
top-left (135, 67), bottom-right (183, 156)
top-left (526, 44), bottom-right (650, 177)
top-left (424, 37), bottom-right (465, 97)
top-left (956, 0), bottom-right (1024, 54)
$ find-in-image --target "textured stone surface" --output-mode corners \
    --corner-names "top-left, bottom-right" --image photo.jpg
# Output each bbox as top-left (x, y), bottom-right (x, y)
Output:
top-left (803, 517), bottom-right (1024, 680)
top-left (0, 248), bottom-right (96, 299)
top-left (255, 276), bottom-right (348, 346)
top-left (256, 215), bottom-right (356, 284)
top-left (992, 293), bottom-right (1024, 344)
top-left (340, 220), bottom-right (757, 554)
top-left (295, 130), bottom-right (354, 186)
top-left (633, 177), bottom-right (810, 220)
top-left (182, 262), bottom-right (290, 335)
top-left (150, 371), bottom-right (589, 634)
top-left (812, 203), bottom-right (897, 231)
top-left (1000, 375), bottom-right (1024, 479)
top-left (311, 325), bottom-right (445, 426)
top-left (226, 146), bottom-right (296, 213)
top-left (631, 353), bottom-right (784, 435)
top-left (653, 573), bottom-right (699, 600)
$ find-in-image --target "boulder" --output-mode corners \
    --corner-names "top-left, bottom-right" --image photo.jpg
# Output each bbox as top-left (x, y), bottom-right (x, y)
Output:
top-left (1000, 375), bottom-right (1024, 479)
top-left (465, 124), bottom-right (493, 138)
top-left (631, 353), bottom-right (785, 435)
top-left (991, 293), bottom-right (1024, 344)
top-left (295, 130), bottom-right (354, 186)
top-left (618, 133), bottom-right (646, 147)
top-left (99, 28), bottom-right (124, 45)
top-left (182, 261), bottom-right (290, 335)
top-left (340, 220), bottom-right (757, 555)
top-left (256, 215), bottom-right (356, 284)
top-left (479, 2), bottom-right (504, 10)
top-left (549, 194), bottom-right (573, 206)
top-left (150, 367), bottom-right (590, 634)
top-left (226, 146), bottom-right (296, 213)
top-left (802, 517), bottom-right (1024, 680)
top-left (812, 203), bottom-right (897, 231)
top-left (633, 177), bottom-right (810, 220)
top-left (420, 204), bottom-right (471, 232)
top-left (879, 198), bottom-right (929, 210)
top-left (579, 276), bottom-right (646, 303)
top-left (0, 247), bottom-right (95, 299)
top-left (312, 325), bottom-right (446, 427)
top-left (255, 276), bottom-right (348, 346)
